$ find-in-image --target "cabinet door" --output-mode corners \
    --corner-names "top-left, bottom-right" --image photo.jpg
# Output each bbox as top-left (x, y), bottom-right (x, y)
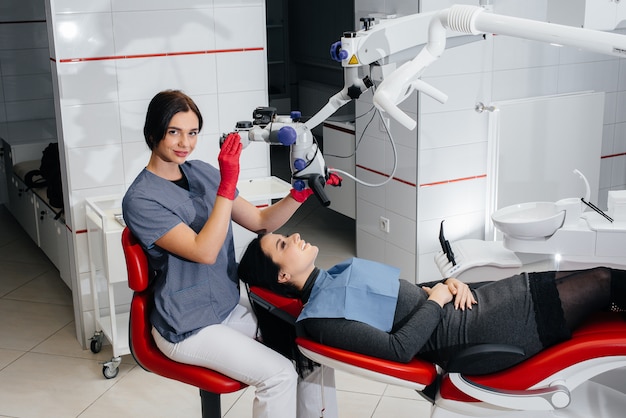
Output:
top-left (8, 175), bottom-right (39, 243)
top-left (36, 199), bottom-right (70, 288)
top-left (36, 198), bottom-right (60, 268)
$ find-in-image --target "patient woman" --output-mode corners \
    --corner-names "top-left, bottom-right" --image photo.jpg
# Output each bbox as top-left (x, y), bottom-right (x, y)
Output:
top-left (238, 232), bottom-right (626, 374)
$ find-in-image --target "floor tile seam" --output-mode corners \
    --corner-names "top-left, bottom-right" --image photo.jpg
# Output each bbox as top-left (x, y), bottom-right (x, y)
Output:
top-left (0, 256), bottom-right (53, 268)
top-left (72, 368), bottom-right (138, 418)
top-left (0, 296), bottom-right (73, 308)
top-left (336, 386), bottom-right (387, 396)
top-left (27, 317), bottom-right (77, 349)
top-left (0, 239), bottom-right (22, 251)
top-left (369, 393), bottom-right (385, 418)
top-left (17, 348), bottom-right (135, 372)
top-left (221, 388), bottom-right (250, 417)
top-left (379, 392), bottom-right (429, 401)
top-left (0, 259), bottom-right (51, 269)
top-left (1, 270), bottom-right (67, 298)
top-left (0, 349), bottom-right (28, 373)
top-left (26, 348), bottom-right (104, 363)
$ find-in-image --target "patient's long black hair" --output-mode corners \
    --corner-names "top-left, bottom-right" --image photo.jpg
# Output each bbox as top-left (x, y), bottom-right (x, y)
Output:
top-left (238, 234), bottom-right (318, 376)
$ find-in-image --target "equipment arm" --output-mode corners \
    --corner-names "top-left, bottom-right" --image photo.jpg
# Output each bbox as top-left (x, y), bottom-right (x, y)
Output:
top-left (374, 4), bottom-right (626, 130)
top-left (304, 10), bottom-right (473, 131)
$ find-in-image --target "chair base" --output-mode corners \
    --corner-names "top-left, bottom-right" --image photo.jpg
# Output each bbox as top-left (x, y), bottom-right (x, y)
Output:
top-left (200, 389), bottom-right (221, 418)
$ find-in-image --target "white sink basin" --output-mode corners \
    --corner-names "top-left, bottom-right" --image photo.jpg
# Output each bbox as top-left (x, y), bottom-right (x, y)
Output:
top-left (491, 202), bottom-right (566, 239)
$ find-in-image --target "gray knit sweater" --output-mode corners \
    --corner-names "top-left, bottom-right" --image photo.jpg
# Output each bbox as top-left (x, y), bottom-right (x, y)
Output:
top-left (298, 273), bottom-right (567, 374)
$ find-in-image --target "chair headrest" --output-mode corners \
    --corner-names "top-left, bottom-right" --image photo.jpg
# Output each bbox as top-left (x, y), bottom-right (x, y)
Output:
top-left (249, 286), bottom-right (303, 318)
top-left (121, 227), bottom-right (150, 292)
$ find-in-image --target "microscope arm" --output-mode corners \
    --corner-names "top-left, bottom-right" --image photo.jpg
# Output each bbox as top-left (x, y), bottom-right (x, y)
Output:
top-left (374, 4), bottom-right (626, 130)
top-left (304, 10), bottom-right (471, 131)
top-left (304, 67), bottom-right (368, 131)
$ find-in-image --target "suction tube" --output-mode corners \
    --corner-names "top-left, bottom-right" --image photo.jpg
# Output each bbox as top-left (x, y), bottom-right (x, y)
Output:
top-left (573, 169), bottom-right (591, 203)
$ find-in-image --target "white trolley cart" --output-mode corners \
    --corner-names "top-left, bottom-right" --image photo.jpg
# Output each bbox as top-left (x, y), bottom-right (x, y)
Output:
top-left (85, 195), bottom-right (129, 379)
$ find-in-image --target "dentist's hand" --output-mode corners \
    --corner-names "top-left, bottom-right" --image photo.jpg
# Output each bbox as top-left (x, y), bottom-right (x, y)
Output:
top-left (290, 188), bottom-right (313, 203)
top-left (326, 172), bottom-right (342, 187)
top-left (217, 133), bottom-right (242, 200)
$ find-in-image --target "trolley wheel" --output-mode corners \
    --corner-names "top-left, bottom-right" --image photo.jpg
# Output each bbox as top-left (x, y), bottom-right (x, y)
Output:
top-left (90, 338), bottom-right (102, 353)
top-left (103, 364), bottom-right (119, 379)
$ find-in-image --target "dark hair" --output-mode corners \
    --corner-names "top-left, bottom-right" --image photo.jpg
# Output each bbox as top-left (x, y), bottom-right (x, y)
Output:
top-left (239, 234), bottom-right (317, 376)
top-left (238, 234), bottom-right (299, 298)
top-left (143, 90), bottom-right (204, 150)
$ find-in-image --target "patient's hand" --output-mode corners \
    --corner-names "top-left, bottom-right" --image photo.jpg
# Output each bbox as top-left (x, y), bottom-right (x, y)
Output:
top-left (445, 278), bottom-right (477, 311)
top-left (423, 283), bottom-right (454, 308)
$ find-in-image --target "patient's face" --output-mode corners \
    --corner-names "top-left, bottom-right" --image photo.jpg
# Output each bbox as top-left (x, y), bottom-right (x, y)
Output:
top-left (260, 233), bottom-right (318, 284)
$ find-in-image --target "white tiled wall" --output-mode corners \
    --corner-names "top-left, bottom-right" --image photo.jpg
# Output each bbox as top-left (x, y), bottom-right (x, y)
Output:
top-left (355, 0), bottom-right (626, 283)
top-left (0, 5), bottom-right (54, 121)
top-left (44, 0), bottom-right (270, 345)
top-left (0, 1), bottom-right (56, 205)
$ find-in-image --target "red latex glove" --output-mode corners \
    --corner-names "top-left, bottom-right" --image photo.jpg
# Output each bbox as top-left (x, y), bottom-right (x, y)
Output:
top-left (327, 172), bottom-right (342, 187)
top-left (217, 132), bottom-right (242, 200)
top-left (290, 188), bottom-right (313, 203)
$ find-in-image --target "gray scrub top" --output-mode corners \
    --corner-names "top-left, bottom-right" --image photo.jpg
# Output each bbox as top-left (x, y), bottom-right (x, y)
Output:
top-left (122, 160), bottom-right (240, 343)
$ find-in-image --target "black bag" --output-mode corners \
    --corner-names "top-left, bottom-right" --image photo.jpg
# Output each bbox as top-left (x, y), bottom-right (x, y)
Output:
top-left (24, 142), bottom-right (64, 210)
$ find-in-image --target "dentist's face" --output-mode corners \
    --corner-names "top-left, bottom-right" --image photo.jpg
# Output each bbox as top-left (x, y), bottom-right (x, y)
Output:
top-left (260, 233), bottom-right (318, 284)
top-left (154, 110), bottom-right (199, 164)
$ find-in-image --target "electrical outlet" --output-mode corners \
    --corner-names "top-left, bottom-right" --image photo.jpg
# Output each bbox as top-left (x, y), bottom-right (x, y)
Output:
top-left (379, 216), bottom-right (390, 233)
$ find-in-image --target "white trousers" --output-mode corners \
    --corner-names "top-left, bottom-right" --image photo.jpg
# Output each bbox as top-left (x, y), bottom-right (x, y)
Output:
top-left (153, 299), bottom-right (337, 418)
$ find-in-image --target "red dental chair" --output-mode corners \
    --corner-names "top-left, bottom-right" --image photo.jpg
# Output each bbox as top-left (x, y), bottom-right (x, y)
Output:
top-left (248, 285), bottom-right (626, 417)
top-left (248, 285), bottom-right (438, 390)
top-left (121, 227), bottom-right (247, 418)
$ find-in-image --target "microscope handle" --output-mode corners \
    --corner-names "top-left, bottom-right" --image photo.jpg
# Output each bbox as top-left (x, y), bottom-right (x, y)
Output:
top-left (308, 174), bottom-right (331, 207)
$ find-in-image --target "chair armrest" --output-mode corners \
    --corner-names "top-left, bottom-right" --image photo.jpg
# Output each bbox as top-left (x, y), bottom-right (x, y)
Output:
top-left (296, 337), bottom-right (437, 391)
top-left (446, 343), bottom-right (525, 375)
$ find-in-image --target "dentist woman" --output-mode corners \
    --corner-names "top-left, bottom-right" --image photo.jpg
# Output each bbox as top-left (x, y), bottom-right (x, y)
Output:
top-left (122, 90), bottom-right (337, 418)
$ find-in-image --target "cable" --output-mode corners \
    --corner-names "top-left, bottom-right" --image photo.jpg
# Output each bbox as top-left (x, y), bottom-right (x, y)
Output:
top-left (329, 107), bottom-right (398, 188)
top-left (323, 104), bottom-right (376, 159)
top-left (321, 70), bottom-right (401, 188)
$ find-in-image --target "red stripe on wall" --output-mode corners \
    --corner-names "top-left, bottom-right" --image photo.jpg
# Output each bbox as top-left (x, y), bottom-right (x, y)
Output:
top-left (420, 174), bottom-right (487, 188)
top-left (354, 166), bottom-right (626, 188)
top-left (602, 152), bottom-right (626, 159)
top-left (356, 165), bottom-right (488, 188)
top-left (356, 164), bottom-right (416, 187)
top-left (57, 47), bottom-right (264, 63)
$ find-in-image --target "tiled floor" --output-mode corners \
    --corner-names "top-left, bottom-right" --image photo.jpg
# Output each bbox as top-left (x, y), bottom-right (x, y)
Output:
top-left (0, 201), bottom-right (431, 418)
